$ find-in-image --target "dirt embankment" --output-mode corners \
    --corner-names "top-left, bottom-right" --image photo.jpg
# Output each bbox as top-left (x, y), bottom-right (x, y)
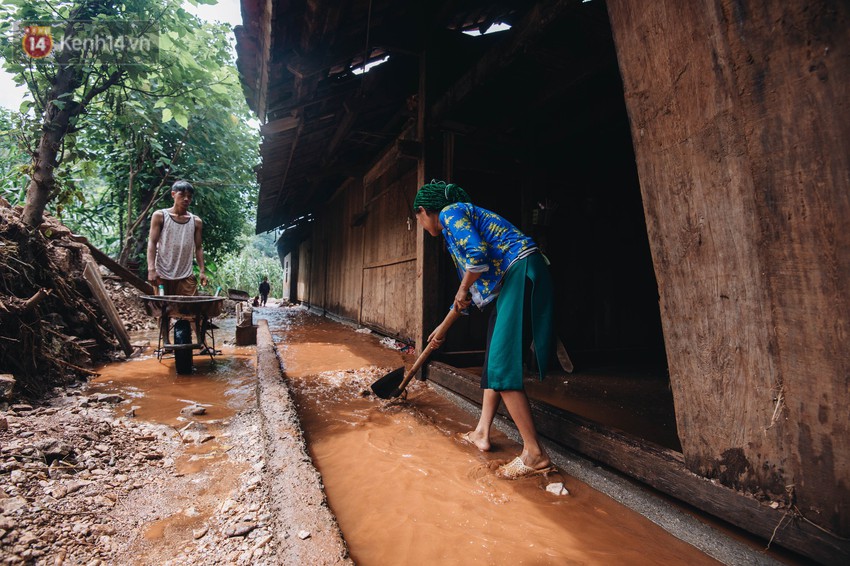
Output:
top-left (0, 199), bottom-right (155, 399)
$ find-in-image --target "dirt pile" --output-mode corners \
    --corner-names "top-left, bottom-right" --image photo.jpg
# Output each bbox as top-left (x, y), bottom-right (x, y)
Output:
top-left (0, 200), bottom-right (144, 399)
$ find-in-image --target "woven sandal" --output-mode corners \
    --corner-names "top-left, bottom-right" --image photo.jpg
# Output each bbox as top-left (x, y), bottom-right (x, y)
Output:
top-left (496, 456), bottom-right (556, 480)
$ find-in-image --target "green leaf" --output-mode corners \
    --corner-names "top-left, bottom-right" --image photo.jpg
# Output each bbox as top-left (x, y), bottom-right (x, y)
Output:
top-left (174, 112), bottom-right (189, 129)
top-left (162, 108), bottom-right (173, 123)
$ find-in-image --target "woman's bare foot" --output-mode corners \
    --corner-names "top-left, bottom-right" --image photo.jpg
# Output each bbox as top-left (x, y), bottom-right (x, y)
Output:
top-left (457, 430), bottom-right (490, 452)
top-left (519, 449), bottom-right (551, 470)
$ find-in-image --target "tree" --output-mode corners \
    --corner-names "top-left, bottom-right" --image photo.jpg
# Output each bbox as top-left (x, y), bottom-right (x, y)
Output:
top-left (0, 0), bottom-right (233, 230)
top-left (0, 107), bottom-right (31, 202)
top-left (1, 0), bottom-right (259, 270)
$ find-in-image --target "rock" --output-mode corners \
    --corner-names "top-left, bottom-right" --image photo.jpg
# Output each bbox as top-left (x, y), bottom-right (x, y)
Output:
top-left (297, 530), bottom-right (311, 540)
top-left (90, 524), bottom-right (115, 536)
top-left (192, 526), bottom-right (209, 540)
top-left (0, 374), bottom-right (15, 401)
top-left (10, 469), bottom-right (26, 484)
top-left (0, 417), bottom-right (6, 431)
top-left (545, 482), bottom-right (569, 496)
top-left (0, 496), bottom-right (28, 515)
top-left (63, 480), bottom-right (91, 495)
top-left (179, 422), bottom-right (214, 444)
top-left (92, 394), bottom-right (123, 404)
top-left (11, 404), bottom-right (33, 413)
top-left (49, 485), bottom-right (69, 499)
top-left (35, 438), bottom-right (75, 461)
top-left (180, 405), bottom-right (207, 416)
top-left (224, 522), bottom-right (256, 538)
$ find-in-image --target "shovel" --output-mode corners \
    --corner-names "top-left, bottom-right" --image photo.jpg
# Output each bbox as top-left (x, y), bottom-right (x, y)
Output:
top-left (371, 307), bottom-right (461, 399)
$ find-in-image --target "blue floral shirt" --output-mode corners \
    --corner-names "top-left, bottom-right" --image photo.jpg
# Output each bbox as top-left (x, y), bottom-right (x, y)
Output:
top-left (440, 202), bottom-right (537, 308)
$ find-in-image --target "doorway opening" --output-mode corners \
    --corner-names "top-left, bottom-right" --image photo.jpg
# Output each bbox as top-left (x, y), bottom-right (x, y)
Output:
top-left (432, 0), bottom-right (678, 451)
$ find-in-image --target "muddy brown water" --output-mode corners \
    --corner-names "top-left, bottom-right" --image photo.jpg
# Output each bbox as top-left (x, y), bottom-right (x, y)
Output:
top-left (82, 308), bottom-right (718, 564)
top-left (268, 308), bottom-right (720, 566)
top-left (88, 325), bottom-right (257, 554)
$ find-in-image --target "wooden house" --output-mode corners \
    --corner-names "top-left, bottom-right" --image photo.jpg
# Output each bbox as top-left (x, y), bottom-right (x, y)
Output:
top-left (235, 1), bottom-right (850, 562)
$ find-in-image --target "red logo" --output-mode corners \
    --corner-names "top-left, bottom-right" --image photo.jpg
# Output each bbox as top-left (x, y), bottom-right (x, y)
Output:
top-left (22, 26), bottom-right (53, 58)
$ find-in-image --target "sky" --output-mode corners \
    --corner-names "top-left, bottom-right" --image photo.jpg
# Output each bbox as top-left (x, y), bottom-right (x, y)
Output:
top-left (0, 0), bottom-right (244, 111)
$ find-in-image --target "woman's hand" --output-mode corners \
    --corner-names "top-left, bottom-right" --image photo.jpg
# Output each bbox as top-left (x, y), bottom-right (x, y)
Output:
top-left (428, 325), bottom-right (447, 349)
top-left (453, 286), bottom-right (471, 313)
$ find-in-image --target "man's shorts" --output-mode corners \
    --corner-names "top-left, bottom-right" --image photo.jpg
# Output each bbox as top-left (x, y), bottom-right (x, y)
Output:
top-left (160, 276), bottom-right (198, 296)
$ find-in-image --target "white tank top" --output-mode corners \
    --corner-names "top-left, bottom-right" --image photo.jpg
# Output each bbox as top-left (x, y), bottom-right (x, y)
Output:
top-left (155, 209), bottom-right (195, 280)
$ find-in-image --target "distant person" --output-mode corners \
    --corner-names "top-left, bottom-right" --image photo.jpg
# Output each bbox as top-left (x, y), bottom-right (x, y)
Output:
top-left (252, 295), bottom-right (260, 307)
top-left (259, 276), bottom-right (270, 306)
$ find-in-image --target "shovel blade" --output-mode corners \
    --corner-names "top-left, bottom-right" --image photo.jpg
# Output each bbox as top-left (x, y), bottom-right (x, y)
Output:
top-left (371, 367), bottom-right (405, 399)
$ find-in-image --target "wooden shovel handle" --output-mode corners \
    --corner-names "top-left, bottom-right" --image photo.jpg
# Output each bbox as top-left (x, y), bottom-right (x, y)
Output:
top-left (396, 307), bottom-right (462, 395)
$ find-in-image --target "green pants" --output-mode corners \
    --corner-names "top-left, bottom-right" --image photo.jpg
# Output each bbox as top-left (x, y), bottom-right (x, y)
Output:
top-left (481, 253), bottom-right (554, 391)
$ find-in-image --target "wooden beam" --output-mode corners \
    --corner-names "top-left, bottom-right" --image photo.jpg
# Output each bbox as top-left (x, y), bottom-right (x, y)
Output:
top-left (424, 362), bottom-right (850, 565)
top-left (70, 234), bottom-right (154, 295)
top-left (82, 261), bottom-right (134, 357)
top-left (261, 116), bottom-right (300, 135)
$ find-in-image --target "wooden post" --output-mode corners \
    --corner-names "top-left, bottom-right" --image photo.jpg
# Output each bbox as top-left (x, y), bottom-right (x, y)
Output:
top-left (415, 48), bottom-right (445, 355)
top-left (607, 0), bottom-right (850, 556)
top-left (82, 261), bottom-right (134, 357)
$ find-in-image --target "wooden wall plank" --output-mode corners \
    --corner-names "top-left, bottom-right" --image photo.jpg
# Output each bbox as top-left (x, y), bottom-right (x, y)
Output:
top-left (607, 0), bottom-right (850, 541)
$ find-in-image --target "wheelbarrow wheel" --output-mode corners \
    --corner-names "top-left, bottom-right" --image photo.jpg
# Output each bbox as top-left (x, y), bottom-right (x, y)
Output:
top-left (174, 320), bottom-right (193, 375)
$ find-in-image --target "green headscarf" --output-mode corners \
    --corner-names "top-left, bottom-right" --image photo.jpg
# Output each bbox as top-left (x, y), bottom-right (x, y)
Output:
top-left (413, 180), bottom-right (472, 212)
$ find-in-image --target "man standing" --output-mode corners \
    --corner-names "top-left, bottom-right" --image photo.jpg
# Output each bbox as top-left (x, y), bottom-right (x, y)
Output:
top-left (146, 180), bottom-right (208, 347)
top-left (147, 180), bottom-right (208, 294)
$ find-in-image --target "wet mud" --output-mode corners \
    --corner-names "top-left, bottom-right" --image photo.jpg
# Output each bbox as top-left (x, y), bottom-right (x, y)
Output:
top-left (268, 308), bottom-right (720, 565)
top-left (87, 328), bottom-right (264, 563)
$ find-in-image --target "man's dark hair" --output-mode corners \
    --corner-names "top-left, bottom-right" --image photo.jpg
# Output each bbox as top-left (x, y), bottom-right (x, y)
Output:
top-left (171, 180), bottom-right (194, 194)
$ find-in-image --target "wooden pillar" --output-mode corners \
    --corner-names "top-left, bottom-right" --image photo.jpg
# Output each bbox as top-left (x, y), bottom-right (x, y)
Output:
top-left (607, 0), bottom-right (850, 553)
top-left (415, 48), bottom-right (445, 354)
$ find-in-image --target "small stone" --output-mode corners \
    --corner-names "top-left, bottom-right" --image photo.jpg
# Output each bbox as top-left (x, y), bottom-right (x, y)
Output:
top-left (0, 417), bottom-right (6, 431)
top-left (192, 526), bottom-right (208, 540)
top-left (297, 530), bottom-right (311, 540)
top-left (35, 439), bottom-right (74, 461)
top-left (64, 480), bottom-right (91, 495)
top-left (91, 524), bottom-right (115, 536)
top-left (92, 393), bottom-right (123, 404)
top-left (9, 469), bottom-right (26, 484)
top-left (225, 522), bottom-right (256, 538)
top-left (545, 482), bottom-right (569, 496)
top-left (180, 405), bottom-right (207, 416)
top-left (11, 404), bottom-right (33, 413)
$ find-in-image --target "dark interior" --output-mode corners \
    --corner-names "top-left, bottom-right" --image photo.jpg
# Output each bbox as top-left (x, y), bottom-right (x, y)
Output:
top-left (431, 1), bottom-right (679, 451)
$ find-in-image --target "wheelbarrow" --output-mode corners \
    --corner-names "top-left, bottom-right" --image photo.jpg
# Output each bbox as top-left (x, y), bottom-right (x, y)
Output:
top-left (141, 295), bottom-right (225, 374)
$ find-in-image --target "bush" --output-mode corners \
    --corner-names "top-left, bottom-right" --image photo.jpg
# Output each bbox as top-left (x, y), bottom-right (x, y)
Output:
top-left (213, 248), bottom-right (283, 299)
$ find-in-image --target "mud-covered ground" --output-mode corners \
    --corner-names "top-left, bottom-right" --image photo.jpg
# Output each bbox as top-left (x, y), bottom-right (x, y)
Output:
top-left (0, 373), bottom-right (281, 566)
